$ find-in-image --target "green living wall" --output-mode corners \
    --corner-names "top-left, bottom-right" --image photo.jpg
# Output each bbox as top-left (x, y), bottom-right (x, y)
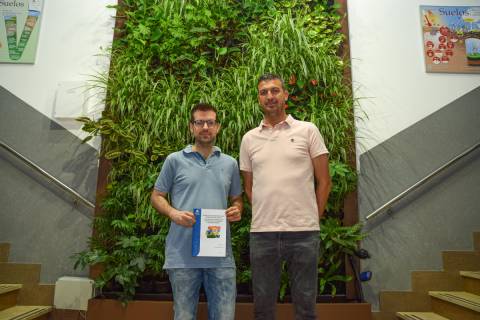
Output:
top-left (75, 0), bottom-right (362, 302)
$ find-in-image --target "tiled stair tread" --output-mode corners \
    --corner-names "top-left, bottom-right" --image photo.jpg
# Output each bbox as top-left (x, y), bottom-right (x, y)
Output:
top-left (460, 271), bottom-right (480, 280)
top-left (429, 291), bottom-right (480, 312)
top-left (396, 312), bottom-right (450, 320)
top-left (0, 284), bottom-right (22, 295)
top-left (0, 306), bottom-right (51, 320)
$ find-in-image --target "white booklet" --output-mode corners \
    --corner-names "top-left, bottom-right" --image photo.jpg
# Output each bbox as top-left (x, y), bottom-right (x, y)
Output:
top-left (192, 208), bottom-right (227, 257)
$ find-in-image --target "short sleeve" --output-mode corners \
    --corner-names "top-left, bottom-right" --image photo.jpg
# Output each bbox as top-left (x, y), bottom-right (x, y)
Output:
top-left (229, 160), bottom-right (242, 197)
top-left (154, 155), bottom-right (175, 193)
top-left (239, 135), bottom-right (252, 172)
top-left (309, 124), bottom-right (329, 158)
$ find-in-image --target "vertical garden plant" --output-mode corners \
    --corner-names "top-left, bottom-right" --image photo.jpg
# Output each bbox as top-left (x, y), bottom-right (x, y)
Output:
top-left (74, 0), bottom-right (362, 302)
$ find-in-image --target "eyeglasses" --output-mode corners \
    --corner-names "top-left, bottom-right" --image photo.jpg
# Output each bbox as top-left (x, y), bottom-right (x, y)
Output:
top-left (192, 119), bottom-right (218, 128)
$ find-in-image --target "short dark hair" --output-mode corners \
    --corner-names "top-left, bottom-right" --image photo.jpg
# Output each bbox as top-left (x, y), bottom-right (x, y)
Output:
top-left (257, 73), bottom-right (285, 89)
top-left (190, 103), bottom-right (217, 123)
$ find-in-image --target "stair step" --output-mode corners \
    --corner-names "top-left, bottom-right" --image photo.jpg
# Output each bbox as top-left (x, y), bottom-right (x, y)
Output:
top-left (474, 232), bottom-right (480, 252)
top-left (0, 245), bottom-right (9, 263)
top-left (0, 264), bottom-right (40, 285)
top-left (411, 271), bottom-right (462, 292)
top-left (429, 291), bottom-right (480, 312)
top-left (461, 271), bottom-right (480, 296)
top-left (396, 312), bottom-right (450, 320)
top-left (461, 271), bottom-right (480, 280)
top-left (0, 285), bottom-right (22, 295)
top-left (372, 311), bottom-right (397, 320)
top-left (0, 284), bottom-right (22, 312)
top-left (17, 284), bottom-right (55, 306)
top-left (380, 292), bottom-right (431, 312)
top-left (442, 251), bottom-right (480, 271)
top-left (0, 305), bottom-right (51, 320)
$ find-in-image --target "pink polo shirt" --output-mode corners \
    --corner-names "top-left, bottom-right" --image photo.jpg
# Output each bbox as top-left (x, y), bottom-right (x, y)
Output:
top-left (239, 115), bottom-right (329, 232)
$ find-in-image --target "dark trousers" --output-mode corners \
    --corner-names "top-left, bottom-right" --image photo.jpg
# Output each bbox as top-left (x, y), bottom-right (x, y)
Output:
top-left (250, 231), bottom-right (320, 320)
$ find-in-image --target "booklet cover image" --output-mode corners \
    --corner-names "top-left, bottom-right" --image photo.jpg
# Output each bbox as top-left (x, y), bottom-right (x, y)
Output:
top-left (206, 226), bottom-right (221, 238)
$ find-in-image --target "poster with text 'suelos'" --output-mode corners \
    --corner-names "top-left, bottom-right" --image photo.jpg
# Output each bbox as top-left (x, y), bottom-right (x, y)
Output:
top-left (420, 6), bottom-right (480, 74)
top-left (0, 0), bottom-right (43, 63)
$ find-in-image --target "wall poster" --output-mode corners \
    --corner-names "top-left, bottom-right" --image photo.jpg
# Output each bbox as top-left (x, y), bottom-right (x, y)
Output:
top-left (420, 6), bottom-right (480, 74)
top-left (0, 0), bottom-right (43, 63)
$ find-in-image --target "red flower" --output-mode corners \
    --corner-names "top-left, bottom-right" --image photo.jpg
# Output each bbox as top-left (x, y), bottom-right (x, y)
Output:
top-left (310, 79), bottom-right (318, 86)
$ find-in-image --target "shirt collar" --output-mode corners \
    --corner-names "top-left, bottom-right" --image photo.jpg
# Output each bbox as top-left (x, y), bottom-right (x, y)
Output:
top-left (183, 144), bottom-right (221, 156)
top-left (259, 114), bottom-right (295, 132)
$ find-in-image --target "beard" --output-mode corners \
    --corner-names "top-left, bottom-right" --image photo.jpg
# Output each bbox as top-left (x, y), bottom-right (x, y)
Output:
top-left (195, 132), bottom-right (216, 146)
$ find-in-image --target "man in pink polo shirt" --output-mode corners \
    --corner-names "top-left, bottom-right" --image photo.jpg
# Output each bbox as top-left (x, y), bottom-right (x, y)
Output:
top-left (240, 74), bottom-right (331, 320)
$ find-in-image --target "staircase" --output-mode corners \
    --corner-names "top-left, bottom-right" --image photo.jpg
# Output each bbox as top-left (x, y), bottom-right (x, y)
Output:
top-left (373, 232), bottom-right (480, 320)
top-left (0, 243), bottom-right (53, 320)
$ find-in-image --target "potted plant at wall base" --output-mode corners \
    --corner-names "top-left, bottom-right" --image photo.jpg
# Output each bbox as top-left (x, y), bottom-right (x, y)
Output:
top-left (73, 213), bottom-right (168, 303)
top-left (318, 216), bottom-right (365, 297)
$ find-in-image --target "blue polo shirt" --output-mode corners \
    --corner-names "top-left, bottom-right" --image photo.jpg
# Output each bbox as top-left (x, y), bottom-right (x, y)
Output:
top-left (154, 145), bottom-right (242, 269)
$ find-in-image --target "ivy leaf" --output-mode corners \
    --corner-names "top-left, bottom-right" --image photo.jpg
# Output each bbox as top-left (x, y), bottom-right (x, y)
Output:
top-left (76, 116), bottom-right (92, 123)
top-left (105, 150), bottom-right (122, 159)
top-left (217, 47), bottom-right (228, 55)
top-left (81, 136), bottom-right (93, 144)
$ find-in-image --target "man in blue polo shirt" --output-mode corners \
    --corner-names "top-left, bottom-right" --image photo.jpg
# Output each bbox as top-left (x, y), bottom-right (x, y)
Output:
top-left (151, 103), bottom-right (243, 320)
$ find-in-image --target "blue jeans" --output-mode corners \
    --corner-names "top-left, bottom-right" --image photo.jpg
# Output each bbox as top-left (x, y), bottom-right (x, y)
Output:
top-left (250, 231), bottom-right (320, 320)
top-left (167, 267), bottom-right (236, 320)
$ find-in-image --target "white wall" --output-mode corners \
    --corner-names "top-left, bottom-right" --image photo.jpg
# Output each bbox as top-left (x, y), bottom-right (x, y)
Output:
top-left (0, 0), bottom-right (116, 148)
top-left (349, 0), bottom-right (480, 310)
top-left (349, 0), bottom-right (480, 155)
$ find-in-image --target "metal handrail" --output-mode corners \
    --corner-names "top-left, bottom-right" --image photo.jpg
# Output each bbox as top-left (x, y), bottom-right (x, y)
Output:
top-left (365, 141), bottom-right (480, 221)
top-left (0, 139), bottom-right (95, 209)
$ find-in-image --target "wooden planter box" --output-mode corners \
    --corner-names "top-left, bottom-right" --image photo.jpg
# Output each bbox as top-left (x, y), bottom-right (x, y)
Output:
top-left (87, 298), bottom-right (372, 320)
